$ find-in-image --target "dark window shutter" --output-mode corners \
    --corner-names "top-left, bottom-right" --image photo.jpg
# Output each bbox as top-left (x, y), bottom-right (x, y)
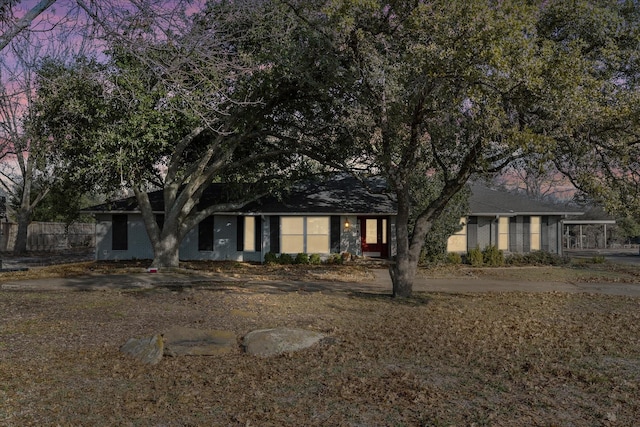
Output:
top-left (270, 216), bottom-right (280, 253)
top-left (330, 216), bottom-right (341, 253)
top-left (509, 217), bottom-right (517, 252)
top-left (541, 216), bottom-right (550, 252)
top-left (198, 216), bottom-right (214, 251)
top-left (523, 216), bottom-right (531, 252)
top-left (467, 216), bottom-right (478, 252)
top-left (254, 216), bottom-right (262, 252)
top-left (112, 214), bottom-right (128, 250)
top-left (237, 216), bottom-right (244, 251)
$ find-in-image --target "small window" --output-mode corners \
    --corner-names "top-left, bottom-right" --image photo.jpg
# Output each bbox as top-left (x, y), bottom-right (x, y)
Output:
top-left (281, 217), bottom-right (304, 254)
top-left (498, 217), bottom-right (509, 250)
top-left (530, 216), bottom-right (541, 251)
top-left (198, 216), bottom-right (214, 251)
top-left (382, 219), bottom-right (388, 244)
top-left (112, 214), bottom-right (128, 250)
top-left (365, 219), bottom-right (378, 244)
top-left (244, 216), bottom-right (255, 252)
top-left (306, 216), bottom-right (329, 254)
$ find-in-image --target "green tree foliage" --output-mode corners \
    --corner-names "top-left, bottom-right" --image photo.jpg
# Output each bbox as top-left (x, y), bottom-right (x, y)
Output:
top-left (538, 1), bottom-right (640, 215)
top-left (289, 0), bottom-right (574, 296)
top-left (262, 0), bottom-right (640, 296)
top-left (35, 2), bottom-right (330, 267)
top-left (30, 183), bottom-right (98, 225)
top-left (611, 216), bottom-right (640, 244)
top-left (418, 184), bottom-right (469, 264)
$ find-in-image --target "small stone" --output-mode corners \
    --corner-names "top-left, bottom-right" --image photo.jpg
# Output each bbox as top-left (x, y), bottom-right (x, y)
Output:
top-left (243, 327), bottom-right (325, 357)
top-left (163, 326), bottom-right (236, 357)
top-left (120, 335), bottom-right (164, 365)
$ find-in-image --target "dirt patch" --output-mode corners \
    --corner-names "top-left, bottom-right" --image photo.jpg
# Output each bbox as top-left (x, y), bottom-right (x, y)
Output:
top-left (1, 283), bottom-right (639, 425)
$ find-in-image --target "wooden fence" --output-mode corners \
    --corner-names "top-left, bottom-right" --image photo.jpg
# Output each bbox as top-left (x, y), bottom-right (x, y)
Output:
top-left (0, 221), bottom-right (95, 252)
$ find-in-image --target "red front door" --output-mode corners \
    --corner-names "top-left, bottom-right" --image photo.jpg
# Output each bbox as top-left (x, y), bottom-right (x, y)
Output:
top-left (359, 217), bottom-right (389, 258)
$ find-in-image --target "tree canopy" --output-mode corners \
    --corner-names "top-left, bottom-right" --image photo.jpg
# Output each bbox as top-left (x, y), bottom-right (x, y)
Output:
top-left (15, 0), bottom-right (640, 295)
top-left (259, 0), bottom-right (640, 296)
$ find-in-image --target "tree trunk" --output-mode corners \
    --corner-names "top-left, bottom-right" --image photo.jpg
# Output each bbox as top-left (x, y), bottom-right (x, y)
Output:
top-left (390, 253), bottom-right (417, 298)
top-left (390, 189), bottom-right (421, 298)
top-left (13, 210), bottom-right (30, 254)
top-left (150, 234), bottom-right (181, 268)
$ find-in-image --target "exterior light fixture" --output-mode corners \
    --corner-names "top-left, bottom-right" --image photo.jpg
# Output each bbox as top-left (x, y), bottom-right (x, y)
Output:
top-left (344, 219), bottom-right (350, 229)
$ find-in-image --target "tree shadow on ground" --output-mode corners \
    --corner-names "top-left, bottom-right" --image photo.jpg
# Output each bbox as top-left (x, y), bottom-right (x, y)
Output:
top-left (117, 279), bottom-right (431, 306)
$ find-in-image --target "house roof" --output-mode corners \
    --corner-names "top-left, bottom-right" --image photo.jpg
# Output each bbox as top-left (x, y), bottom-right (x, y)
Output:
top-left (468, 183), bottom-right (583, 216)
top-left (240, 175), bottom-right (395, 215)
top-left (86, 177), bottom-right (582, 217)
top-left (86, 175), bottom-right (396, 215)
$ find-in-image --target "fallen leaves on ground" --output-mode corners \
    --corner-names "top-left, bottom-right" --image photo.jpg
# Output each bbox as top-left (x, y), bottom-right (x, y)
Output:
top-left (1, 283), bottom-right (639, 426)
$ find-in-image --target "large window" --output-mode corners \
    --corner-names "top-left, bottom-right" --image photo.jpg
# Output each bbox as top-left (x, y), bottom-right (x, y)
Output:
top-left (112, 214), bottom-right (128, 250)
top-left (281, 216), bottom-right (329, 254)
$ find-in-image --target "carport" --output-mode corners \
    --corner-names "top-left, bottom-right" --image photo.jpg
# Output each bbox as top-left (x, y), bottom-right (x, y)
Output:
top-left (563, 219), bottom-right (616, 249)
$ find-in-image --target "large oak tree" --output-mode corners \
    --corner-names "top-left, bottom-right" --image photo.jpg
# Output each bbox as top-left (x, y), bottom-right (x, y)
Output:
top-left (276, 0), bottom-right (640, 297)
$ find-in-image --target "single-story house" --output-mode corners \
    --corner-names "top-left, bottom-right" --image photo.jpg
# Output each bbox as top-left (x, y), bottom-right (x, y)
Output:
top-left (88, 175), bottom-right (397, 262)
top-left (447, 183), bottom-right (583, 254)
top-left (88, 177), bottom-right (583, 262)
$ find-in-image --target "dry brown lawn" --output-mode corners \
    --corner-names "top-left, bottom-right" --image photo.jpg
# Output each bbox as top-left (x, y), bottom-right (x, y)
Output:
top-left (1, 260), bottom-right (640, 426)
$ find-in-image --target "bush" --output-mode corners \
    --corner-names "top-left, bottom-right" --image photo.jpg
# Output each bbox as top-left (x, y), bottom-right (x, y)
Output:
top-left (325, 253), bottom-right (343, 265)
top-left (468, 245), bottom-right (483, 267)
top-left (505, 251), bottom-right (570, 266)
top-left (419, 248), bottom-right (446, 266)
top-left (278, 253), bottom-right (294, 265)
top-left (264, 252), bottom-right (278, 265)
top-left (295, 253), bottom-right (310, 265)
top-left (446, 252), bottom-right (462, 265)
top-left (309, 253), bottom-right (322, 265)
top-left (482, 245), bottom-right (504, 267)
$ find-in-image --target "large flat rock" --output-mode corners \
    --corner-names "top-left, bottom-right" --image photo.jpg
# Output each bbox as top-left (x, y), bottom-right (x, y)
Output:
top-left (120, 335), bottom-right (164, 365)
top-left (243, 327), bottom-right (325, 357)
top-left (163, 326), bottom-right (236, 356)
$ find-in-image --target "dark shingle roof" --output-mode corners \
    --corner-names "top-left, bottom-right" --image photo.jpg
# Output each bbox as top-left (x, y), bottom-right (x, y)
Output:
top-left (469, 183), bottom-right (583, 216)
top-left (241, 175), bottom-right (395, 214)
top-left (86, 178), bottom-right (581, 217)
top-left (86, 176), bottom-right (396, 215)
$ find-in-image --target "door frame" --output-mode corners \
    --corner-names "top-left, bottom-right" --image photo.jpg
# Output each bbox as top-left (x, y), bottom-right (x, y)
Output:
top-left (358, 216), bottom-right (389, 258)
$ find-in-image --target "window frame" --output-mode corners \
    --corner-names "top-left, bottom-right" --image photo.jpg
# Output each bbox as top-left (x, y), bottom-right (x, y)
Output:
top-left (280, 216), bottom-right (330, 254)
